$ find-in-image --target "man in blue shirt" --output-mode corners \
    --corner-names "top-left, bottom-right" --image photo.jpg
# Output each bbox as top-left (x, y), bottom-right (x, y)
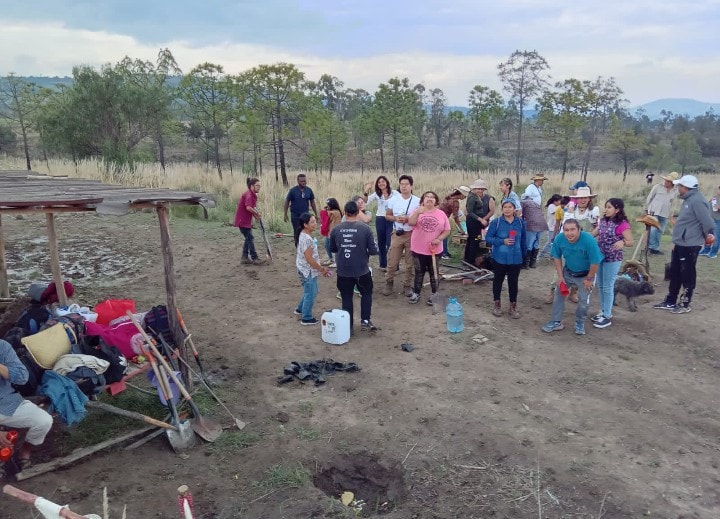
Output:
top-left (0, 339), bottom-right (53, 468)
top-left (543, 219), bottom-right (604, 335)
top-left (284, 174), bottom-right (318, 247)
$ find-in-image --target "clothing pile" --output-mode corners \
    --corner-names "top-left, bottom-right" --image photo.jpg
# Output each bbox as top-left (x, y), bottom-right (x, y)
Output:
top-left (277, 358), bottom-right (360, 386)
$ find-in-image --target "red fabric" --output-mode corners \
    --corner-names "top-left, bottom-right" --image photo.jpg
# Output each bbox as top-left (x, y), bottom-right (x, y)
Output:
top-left (40, 281), bottom-right (75, 304)
top-left (320, 209), bottom-right (330, 237)
top-left (94, 299), bottom-right (136, 325)
top-left (85, 320), bottom-right (138, 359)
top-left (234, 189), bottom-right (257, 228)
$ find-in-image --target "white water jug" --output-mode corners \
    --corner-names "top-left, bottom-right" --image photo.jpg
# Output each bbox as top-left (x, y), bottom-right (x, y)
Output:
top-left (321, 309), bottom-right (351, 345)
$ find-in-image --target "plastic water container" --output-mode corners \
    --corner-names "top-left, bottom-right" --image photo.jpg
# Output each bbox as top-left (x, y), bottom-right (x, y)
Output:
top-left (321, 309), bottom-right (351, 345)
top-left (446, 297), bottom-right (464, 333)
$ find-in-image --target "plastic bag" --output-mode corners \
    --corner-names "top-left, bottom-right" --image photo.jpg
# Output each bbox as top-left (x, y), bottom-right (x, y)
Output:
top-left (93, 299), bottom-right (136, 325)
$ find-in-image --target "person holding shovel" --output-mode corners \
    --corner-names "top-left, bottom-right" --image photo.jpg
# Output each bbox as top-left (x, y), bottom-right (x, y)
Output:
top-left (407, 191), bottom-right (451, 305)
top-left (234, 177), bottom-right (266, 266)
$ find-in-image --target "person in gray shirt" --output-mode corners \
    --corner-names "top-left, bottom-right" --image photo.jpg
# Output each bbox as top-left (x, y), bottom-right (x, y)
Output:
top-left (330, 201), bottom-right (379, 333)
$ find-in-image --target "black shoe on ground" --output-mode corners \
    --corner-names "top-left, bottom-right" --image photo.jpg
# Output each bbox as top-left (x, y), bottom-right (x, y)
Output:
top-left (360, 319), bottom-right (377, 331)
top-left (648, 249), bottom-right (664, 255)
top-left (300, 318), bottom-right (319, 325)
top-left (652, 301), bottom-right (676, 310)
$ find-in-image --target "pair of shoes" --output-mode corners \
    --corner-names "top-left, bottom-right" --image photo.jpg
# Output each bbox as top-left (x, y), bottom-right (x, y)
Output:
top-left (382, 282), bottom-right (394, 296)
top-left (649, 249), bottom-right (664, 255)
top-left (241, 256), bottom-right (253, 265)
top-left (300, 318), bottom-right (319, 326)
top-left (592, 316), bottom-right (612, 328)
top-left (492, 302), bottom-right (503, 317)
top-left (653, 301), bottom-right (676, 310)
top-left (542, 321), bottom-right (564, 333)
top-left (408, 292), bottom-right (420, 304)
top-left (251, 258), bottom-right (267, 265)
top-left (590, 313), bottom-right (604, 323)
top-left (293, 309), bottom-right (302, 316)
top-left (671, 304), bottom-right (691, 314)
top-left (575, 322), bottom-right (586, 335)
top-left (360, 319), bottom-right (378, 331)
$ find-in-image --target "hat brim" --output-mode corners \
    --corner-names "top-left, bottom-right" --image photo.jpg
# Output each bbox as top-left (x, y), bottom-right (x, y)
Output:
top-left (568, 193), bottom-right (597, 198)
top-left (661, 175), bottom-right (676, 181)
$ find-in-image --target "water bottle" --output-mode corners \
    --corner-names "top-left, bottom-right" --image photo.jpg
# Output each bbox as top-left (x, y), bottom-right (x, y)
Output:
top-left (446, 297), bottom-right (464, 333)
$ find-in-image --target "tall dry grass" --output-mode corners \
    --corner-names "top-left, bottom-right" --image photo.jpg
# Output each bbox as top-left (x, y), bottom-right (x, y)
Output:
top-left (2, 155), bottom-right (718, 234)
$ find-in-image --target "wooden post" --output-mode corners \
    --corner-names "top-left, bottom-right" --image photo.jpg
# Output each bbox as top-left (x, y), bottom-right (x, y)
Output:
top-left (156, 205), bottom-right (191, 389)
top-left (0, 215), bottom-right (9, 297)
top-left (46, 212), bottom-right (68, 306)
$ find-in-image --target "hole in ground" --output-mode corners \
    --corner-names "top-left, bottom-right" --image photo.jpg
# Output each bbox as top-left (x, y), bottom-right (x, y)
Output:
top-left (313, 451), bottom-right (407, 516)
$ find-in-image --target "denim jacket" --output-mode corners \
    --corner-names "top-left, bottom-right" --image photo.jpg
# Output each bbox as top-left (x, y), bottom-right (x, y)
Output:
top-left (486, 216), bottom-right (526, 265)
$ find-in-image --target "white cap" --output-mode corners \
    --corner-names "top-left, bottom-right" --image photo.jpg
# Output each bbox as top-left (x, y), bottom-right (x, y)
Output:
top-left (673, 175), bottom-right (699, 189)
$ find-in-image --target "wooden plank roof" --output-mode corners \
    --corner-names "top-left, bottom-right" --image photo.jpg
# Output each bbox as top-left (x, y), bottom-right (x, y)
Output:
top-left (0, 170), bottom-right (215, 214)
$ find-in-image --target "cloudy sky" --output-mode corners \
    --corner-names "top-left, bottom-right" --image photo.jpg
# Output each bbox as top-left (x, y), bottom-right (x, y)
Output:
top-left (1, 0), bottom-right (719, 107)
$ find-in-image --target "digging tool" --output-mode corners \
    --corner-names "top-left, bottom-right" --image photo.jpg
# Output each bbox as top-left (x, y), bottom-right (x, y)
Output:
top-left (258, 218), bottom-right (273, 262)
top-left (177, 309), bottom-right (207, 381)
top-left (148, 325), bottom-right (179, 372)
top-left (430, 248), bottom-right (446, 314)
top-left (171, 346), bottom-right (246, 430)
top-left (85, 400), bottom-right (177, 431)
top-left (127, 311), bottom-right (222, 442)
top-left (144, 343), bottom-right (196, 451)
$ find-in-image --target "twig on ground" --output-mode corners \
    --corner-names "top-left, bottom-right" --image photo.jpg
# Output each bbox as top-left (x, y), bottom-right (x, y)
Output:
top-left (455, 463), bottom-right (489, 470)
top-left (597, 490), bottom-right (610, 519)
top-left (250, 489), bottom-right (278, 504)
top-left (545, 489), bottom-right (560, 506)
top-left (536, 455), bottom-right (542, 519)
top-left (402, 442), bottom-right (418, 465)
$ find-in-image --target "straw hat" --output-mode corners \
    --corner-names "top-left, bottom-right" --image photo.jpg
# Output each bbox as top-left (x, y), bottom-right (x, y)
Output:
top-left (530, 174), bottom-right (548, 181)
top-left (569, 186), bottom-right (597, 198)
top-left (661, 171), bottom-right (680, 182)
top-left (452, 185), bottom-right (471, 197)
top-left (470, 179), bottom-right (488, 190)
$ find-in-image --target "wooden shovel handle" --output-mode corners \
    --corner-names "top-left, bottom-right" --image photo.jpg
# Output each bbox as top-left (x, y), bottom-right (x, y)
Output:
top-left (86, 400), bottom-right (176, 430)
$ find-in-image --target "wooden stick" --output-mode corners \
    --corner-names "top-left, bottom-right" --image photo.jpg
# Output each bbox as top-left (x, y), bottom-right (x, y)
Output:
top-left (14, 426), bottom-right (153, 481)
top-left (46, 212), bottom-right (68, 306)
top-left (86, 400), bottom-right (176, 430)
top-left (4, 485), bottom-right (89, 518)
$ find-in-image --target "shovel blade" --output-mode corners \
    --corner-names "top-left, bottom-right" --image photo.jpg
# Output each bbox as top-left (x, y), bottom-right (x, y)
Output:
top-left (167, 419), bottom-right (196, 452)
top-left (191, 416), bottom-right (223, 442)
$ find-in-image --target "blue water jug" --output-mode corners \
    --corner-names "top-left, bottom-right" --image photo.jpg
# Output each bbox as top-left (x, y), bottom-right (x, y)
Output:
top-left (446, 297), bottom-right (464, 333)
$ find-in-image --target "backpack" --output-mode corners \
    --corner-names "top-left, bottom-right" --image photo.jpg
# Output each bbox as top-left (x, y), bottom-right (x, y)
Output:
top-left (81, 336), bottom-right (128, 384)
top-left (16, 304), bottom-right (52, 335)
top-left (143, 305), bottom-right (174, 347)
top-left (12, 347), bottom-right (45, 397)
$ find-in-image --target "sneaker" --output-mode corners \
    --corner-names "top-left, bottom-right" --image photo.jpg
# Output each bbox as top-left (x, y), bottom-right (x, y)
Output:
top-left (648, 249), bottom-right (664, 255)
top-left (698, 249), bottom-right (710, 256)
top-left (492, 302), bottom-right (503, 317)
top-left (300, 318), bottom-right (319, 326)
top-left (241, 257), bottom-right (253, 265)
top-left (251, 258), bottom-right (267, 265)
top-left (671, 304), bottom-right (691, 314)
top-left (590, 313), bottom-right (604, 323)
top-left (575, 322), bottom-right (586, 335)
top-left (709, 253), bottom-right (718, 259)
top-left (404, 287), bottom-right (414, 297)
top-left (336, 291), bottom-right (342, 300)
top-left (653, 301), bottom-right (677, 310)
top-left (360, 319), bottom-right (377, 331)
top-left (293, 309), bottom-right (302, 316)
top-left (408, 292), bottom-right (420, 304)
top-left (592, 316), bottom-right (612, 328)
top-left (441, 254), bottom-right (451, 259)
top-left (426, 295), bottom-right (436, 306)
top-left (542, 321), bottom-right (564, 333)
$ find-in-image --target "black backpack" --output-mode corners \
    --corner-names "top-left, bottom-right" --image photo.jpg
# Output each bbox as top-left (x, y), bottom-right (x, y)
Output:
top-left (16, 304), bottom-right (52, 335)
top-left (12, 347), bottom-right (45, 397)
top-left (144, 305), bottom-right (175, 346)
top-left (81, 336), bottom-right (128, 384)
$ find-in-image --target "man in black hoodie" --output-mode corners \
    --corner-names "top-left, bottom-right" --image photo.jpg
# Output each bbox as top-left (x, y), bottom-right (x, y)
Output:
top-left (653, 175), bottom-right (715, 313)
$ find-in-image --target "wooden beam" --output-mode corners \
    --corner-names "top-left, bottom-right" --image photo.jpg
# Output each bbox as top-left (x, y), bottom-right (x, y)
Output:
top-left (156, 205), bottom-right (191, 389)
top-left (0, 207), bottom-right (94, 215)
top-left (45, 213), bottom-right (68, 306)
top-left (0, 215), bottom-right (8, 297)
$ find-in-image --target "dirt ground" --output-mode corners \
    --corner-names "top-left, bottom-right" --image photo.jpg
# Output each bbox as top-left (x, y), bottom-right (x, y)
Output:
top-left (2, 211), bottom-right (719, 518)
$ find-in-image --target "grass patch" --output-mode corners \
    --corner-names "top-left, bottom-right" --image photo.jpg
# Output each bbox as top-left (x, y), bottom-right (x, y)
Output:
top-left (297, 401), bottom-right (314, 416)
top-left (209, 430), bottom-right (261, 455)
top-left (293, 427), bottom-right (321, 441)
top-left (260, 463), bottom-right (311, 489)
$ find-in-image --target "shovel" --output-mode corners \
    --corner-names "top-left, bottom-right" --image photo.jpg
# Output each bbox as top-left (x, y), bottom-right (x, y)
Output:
top-left (258, 219), bottom-right (273, 262)
top-left (430, 247), bottom-right (446, 315)
top-left (86, 400), bottom-right (177, 430)
top-left (128, 311), bottom-right (222, 442)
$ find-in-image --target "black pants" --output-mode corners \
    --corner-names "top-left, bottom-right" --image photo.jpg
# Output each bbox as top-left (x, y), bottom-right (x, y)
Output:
top-left (492, 261), bottom-right (521, 302)
top-left (291, 217), bottom-right (302, 247)
top-left (667, 245), bottom-right (701, 304)
top-left (337, 272), bottom-right (373, 329)
top-left (239, 227), bottom-right (257, 259)
top-left (412, 252), bottom-right (437, 295)
top-left (464, 219), bottom-right (483, 264)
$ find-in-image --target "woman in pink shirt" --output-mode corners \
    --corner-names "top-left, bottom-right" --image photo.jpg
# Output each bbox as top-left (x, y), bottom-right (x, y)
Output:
top-left (407, 191), bottom-right (451, 305)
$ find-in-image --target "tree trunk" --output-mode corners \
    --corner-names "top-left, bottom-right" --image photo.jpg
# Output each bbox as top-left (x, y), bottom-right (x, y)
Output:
top-left (226, 135), bottom-right (233, 177)
top-left (379, 133), bottom-right (385, 172)
top-left (392, 128), bottom-right (399, 173)
top-left (213, 124), bottom-right (222, 180)
top-left (329, 140), bottom-right (334, 182)
top-left (276, 104), bottom-right (289, 187)
top-left (156, 130), bottom-right (166, 173)
top-left (21, 124), bottom-right (31, 171)
top-left (515, 103), bottom-right (524, 185)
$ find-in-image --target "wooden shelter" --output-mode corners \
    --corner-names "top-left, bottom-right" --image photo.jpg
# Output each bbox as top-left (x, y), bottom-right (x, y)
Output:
top-left (0, 170), bottom-right (215, 386)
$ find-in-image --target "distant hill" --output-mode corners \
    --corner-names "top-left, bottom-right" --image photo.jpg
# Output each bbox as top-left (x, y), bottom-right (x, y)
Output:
top-left (632, 98), bottom-right (720, 120)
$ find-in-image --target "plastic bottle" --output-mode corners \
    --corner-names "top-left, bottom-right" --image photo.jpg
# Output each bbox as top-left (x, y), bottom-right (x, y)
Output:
top-left (446, 297), bottom-right (464, 333)
top-left (0, 430), bottom-right (18, 465)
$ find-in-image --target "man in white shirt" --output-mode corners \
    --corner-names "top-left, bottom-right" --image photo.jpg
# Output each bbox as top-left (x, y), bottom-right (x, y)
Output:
top-left (644, 172), bottom-right (679, 254)
top-left (523, 175), bottom-right (547, 205)
top-left (382, 175), bottom-right (421, 296)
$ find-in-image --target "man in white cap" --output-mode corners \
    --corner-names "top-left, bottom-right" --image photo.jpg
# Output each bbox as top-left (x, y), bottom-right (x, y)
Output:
top-left (653, 175), bottom-right (715, 313)
top-left (644, 171), bottom-right (680, 254)
top-left (523, 175), bottom-right (547, 205)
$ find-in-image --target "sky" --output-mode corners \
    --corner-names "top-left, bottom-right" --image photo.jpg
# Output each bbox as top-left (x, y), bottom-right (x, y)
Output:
top-left (1, 0), bottom-right (719, 107)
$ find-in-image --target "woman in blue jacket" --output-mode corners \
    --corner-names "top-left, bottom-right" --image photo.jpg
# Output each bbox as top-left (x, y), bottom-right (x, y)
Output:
top-left (485, 199), bottom-right (527, 318)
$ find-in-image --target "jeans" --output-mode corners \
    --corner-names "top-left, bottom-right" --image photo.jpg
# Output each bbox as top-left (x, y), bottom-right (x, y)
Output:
top-left (296, 272), bottom-right (318, 320)
top-left (648, 215), bottom-right (668, 251)
top-left (550, 267), bottom-right (591, 325)
top-left (596, 260), bottom-right (622, 318)
top-left (337, 272), bottom-right (373, 329)
top-left (412, 252), bottom-right (437, 295)
top-left (699, 219), bottom-right (720, 255)
top-left (375, 216), bottom-right (393, 268)
top-left (665, 245), bottom-right (701, 305)
top-left (240, 227), bottom-right (258, 260)
top-left (525, 230), bottom-right (542, 253)
top-left (538, 231), bottom-right (555, 258)
top-left (491, 262), bottom-right (521, 302)
top-left (324, 237), bottom-right (333, 262)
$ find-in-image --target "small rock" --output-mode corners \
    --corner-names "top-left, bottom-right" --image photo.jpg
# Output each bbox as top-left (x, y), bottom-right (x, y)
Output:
top-left (276, 411), bottom-right (290, 423)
